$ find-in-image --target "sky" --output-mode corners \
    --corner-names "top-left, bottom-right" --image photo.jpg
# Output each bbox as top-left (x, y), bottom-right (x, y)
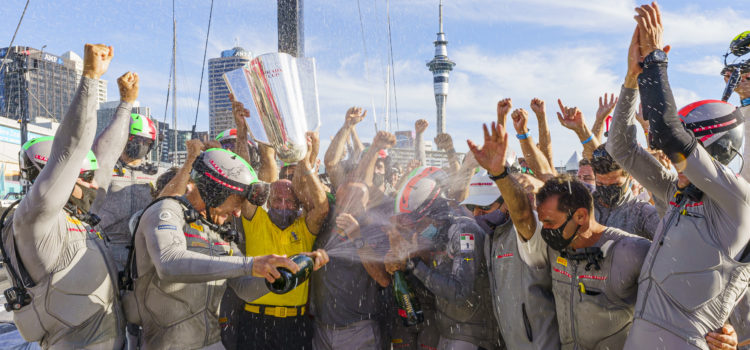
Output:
top-left (1, 0), bottom-right (749, 167)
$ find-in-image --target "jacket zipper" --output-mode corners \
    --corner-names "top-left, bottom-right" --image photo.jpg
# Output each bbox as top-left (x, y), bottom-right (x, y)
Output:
top-left (637, 198), bottom-right (683, 318)
top-left (203, 232), bottom-right (214, 346)
top-left (570, 260), bottom-right (578, 348)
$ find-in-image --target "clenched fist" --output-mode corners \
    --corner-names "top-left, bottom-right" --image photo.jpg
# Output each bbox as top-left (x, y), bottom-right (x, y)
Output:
top-left (434, 133), bottom-right (455, 152)
top-left (511, 109), bottom-right (529, 135)
top-left (497, 98), bottom-right (513, 127)
top-left (415, 119), bottom-right (429, 134)
top-left (83, 44), bottom-right (113, 80)
top-left (117, 72), bottom-right (139, 103)
top-left (373, 131), bottom-right (396, 150)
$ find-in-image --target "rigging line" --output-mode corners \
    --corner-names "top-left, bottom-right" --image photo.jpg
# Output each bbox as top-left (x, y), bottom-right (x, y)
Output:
top-left (191, 0), bottom-right (214, 139)
top-left (385, 0), bottom-right (399, 131)
top-left (356, 0), bottom-right (376, 131)
top-left (157, 59), bottom-right (173, 165)
top-left (0, 0), bottom-right (31, 76)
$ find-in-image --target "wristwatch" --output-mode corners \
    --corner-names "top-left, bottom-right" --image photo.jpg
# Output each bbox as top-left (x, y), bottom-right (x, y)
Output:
top-left (488, 166), bottom-right (510, 181)
top-left (352, 237), bottom-right (365, 249)
top-left (642, 49), bottom-right (668, 68)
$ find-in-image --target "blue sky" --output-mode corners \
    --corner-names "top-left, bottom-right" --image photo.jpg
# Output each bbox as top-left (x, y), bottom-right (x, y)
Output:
top-left (2, 0), bottom-right (749, 167)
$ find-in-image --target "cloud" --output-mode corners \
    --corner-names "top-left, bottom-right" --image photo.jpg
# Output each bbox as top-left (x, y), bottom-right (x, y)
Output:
top-left (675, 56), bottom-right (725, 76)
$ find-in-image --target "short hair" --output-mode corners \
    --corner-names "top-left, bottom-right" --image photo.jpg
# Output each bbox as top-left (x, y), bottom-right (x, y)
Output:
top-left (590, 143), bottom-right (628, 176)
top-left (536, 173), bottom-right (594, 215)
top-left (153, 166), bottom-right (181, 198)
top-left (578, 158), bottom-right (591, 168)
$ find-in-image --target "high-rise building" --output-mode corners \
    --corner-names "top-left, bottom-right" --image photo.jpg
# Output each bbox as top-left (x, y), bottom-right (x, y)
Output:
top-left (208, 47), bottom-right (252, 139)
top-left (426, 0), bottom-right (455, 134)
top-left (0, 46), bottom-right (107, 124)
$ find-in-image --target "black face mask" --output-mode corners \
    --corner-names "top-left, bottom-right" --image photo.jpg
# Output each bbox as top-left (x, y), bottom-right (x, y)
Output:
top-left (475, 210), bottom-right (508, 234)
top-left (594, 180), bottom-right (629, 207)
top-left (69, 184), bottom-right (98, 213)
top-left (540, 213), bottom-right (580, 251)
top-left (268, 208), bottom-right (300, 230)
top-left (125, 137), bottom-right (153, 160)
top-left (373, 173), bottom-right (385, 188)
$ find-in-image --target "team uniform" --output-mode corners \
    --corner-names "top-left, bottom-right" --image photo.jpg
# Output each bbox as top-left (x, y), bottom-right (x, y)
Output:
top-left (2, 78), bottom-right (126, 349)
top-left (485, 217), bottom-right (560, 350)
top-left (517, 222), bottom-right (650, 349)
top-left (608, 81), bottom-right (750, 349)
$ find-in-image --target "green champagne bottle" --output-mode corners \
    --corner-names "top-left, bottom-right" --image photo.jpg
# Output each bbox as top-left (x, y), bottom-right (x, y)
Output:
top-left (393, 270), bottom-right (424, 326)
top-left (266, 254), bottom-right (314, 294)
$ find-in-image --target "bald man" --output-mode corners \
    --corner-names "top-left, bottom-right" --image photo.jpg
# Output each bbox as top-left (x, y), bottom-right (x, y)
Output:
top-left (236, 165), bottom-right (330, 348)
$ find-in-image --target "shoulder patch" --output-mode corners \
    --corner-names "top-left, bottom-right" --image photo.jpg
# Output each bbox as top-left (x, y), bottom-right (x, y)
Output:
top-left (459, 233), bottom-right (475, 252)
top-left (556, 256), bottom-right (568, 267)
top-left (159, 211), bottom-right (172, 221)
top-left (190, 222), bottom-right (203, 232)
top-left (157, 224), bottom-right (177, 231)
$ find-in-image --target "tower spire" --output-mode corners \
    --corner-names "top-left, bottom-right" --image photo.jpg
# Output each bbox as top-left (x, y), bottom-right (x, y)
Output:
top-left (426, 0), bottom-right (455, 134)
top-left (439, 0), bottom-right (443, 33)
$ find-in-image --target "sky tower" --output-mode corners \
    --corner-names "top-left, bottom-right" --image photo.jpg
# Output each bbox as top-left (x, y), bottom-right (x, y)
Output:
top-left (427, 0), bottom-right (456, 134)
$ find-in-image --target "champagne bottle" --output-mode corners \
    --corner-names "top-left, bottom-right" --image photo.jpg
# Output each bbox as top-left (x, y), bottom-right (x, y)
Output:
top-left (266, 254), bottom-right (314, 294)
top-left (393, 270), bottom-right (424, 326)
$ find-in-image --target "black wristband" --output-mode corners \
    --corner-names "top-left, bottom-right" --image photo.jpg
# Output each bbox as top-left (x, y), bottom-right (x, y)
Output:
top-left (488, 167), bottom-right (510, 181)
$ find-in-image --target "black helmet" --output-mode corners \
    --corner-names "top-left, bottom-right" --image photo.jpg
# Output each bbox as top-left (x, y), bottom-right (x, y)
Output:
top-left (190, 148), bottom-right (269, 208)
top-left (678, 100), bottom-right (745, 165)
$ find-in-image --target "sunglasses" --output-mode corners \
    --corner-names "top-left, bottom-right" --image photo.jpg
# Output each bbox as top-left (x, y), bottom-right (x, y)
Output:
top-left (79, 170), bottom-right (95, 182)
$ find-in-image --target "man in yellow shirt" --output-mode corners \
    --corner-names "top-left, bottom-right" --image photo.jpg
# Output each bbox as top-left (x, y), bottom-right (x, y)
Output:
top-left (238, 132), bottom-right (330, 349)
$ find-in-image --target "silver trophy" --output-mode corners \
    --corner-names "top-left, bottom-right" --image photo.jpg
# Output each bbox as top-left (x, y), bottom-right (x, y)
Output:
top-left (223, 52), bottom-right (320, 163)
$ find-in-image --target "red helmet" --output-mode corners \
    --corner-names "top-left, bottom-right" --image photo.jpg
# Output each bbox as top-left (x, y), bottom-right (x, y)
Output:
top-left (393, 167), bottom-right (449, 226)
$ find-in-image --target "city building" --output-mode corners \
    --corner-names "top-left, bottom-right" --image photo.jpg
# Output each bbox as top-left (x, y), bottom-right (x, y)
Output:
top-left (162, 129), bottom-right (208, 166)
top-left (208, 47), bottom-right (252, 139)
top-left (386, 130), bottom-right (463, 169)
top-left (0, 117), bottom-right (57, 198)
top-left (0, 46), bottom-right (106, 125)
top-left (426, 0), bottom-right (455, 134)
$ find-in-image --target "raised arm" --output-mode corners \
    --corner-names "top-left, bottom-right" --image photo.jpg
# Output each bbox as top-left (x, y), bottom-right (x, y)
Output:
top-left (157, 139), bottom-right (203, 198)
top-left (350, 126), bottom-right (365, 161)
top-left (607, 24), bottom-right (676, 203)
top-left (511, 108), bottom-right (556, 181)
top-left (324, 107), bottom-right (365, 188)
top-left (14, 44), bottom-right (112, 277)
top-left (530, 98), bottom-right (554, 167)
top-left (592, 93), bottom-right (618, 142)
top-left (468, 122), bottom-right (536, 240)
top-left (352, 131), bottom-right (396, 188)
top-left (91, 72), bottom-right (138, 194)
top-left (414, 119), bottom-right (428, 166)
top-left (557, 99), bottom-right (600, 160)
top-left (229, 93), bottom-right (252, 165)
top-left (496, 98), bottom-right (512, 129)
top-left (434, 133), bottom-right (461, 181)
top-left (293, 132), bottom-right (329, 235)
top-left (450, 152), bottom-right (479, 203)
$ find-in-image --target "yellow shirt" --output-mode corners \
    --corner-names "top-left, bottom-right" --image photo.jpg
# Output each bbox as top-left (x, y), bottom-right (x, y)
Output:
top-left (243, 207), bottom-right (315, 306)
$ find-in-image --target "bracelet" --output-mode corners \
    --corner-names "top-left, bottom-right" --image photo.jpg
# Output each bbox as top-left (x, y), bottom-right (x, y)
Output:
top-left (488, 167), bottom-right (510, 181)
top-left (742, 97), bottom-right (750, 107)
top-left (581, 135), bottom-right (594, 145)
top-left (516, 130), bottom-right (532, 140)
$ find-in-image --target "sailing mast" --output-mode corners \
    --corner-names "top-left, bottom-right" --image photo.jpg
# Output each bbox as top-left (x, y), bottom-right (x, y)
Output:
top-left (171, 0), bottom-right (178, 166)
